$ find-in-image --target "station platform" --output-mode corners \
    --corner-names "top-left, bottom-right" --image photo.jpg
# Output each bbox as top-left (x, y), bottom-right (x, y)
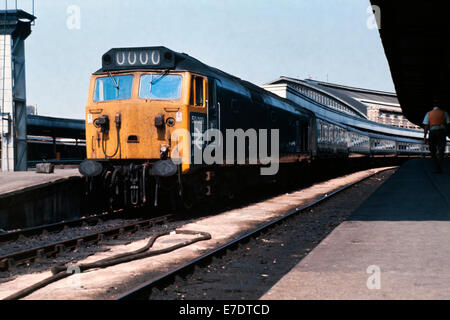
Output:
top-left (0, 169), bottom-right (84, 231)
top-left (0, 169), bottom-right (81, 197)
top-left (261, 158), bottom-right (450, 300)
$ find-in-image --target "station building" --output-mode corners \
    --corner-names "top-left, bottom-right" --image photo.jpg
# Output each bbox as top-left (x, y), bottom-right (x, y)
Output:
top-left (264, 77), bottom-right (421, 130)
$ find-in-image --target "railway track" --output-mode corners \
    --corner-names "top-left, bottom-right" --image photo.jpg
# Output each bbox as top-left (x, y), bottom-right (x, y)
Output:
top-left (0, 215), bottom-right (171, 272)
top-left (0, 210), bottom-right (129, 244)
top-left (117, 168), bottom-right (395, 300)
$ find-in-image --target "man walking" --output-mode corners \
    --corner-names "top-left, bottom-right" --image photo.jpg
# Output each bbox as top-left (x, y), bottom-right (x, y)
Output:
top-left (423, 105), bottom-right (450, 173)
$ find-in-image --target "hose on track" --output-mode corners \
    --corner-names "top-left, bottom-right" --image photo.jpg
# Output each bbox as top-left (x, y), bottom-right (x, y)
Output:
top-left (3, 229), bottom-right (211, 300)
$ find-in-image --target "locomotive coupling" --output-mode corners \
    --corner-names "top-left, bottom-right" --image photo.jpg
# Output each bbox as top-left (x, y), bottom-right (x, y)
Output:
top-left (114, 112), bottom-right (121, 129)
top-left (94, 112), bottom-right (121, 135)
top-left (94, 115), bottom-right (110, 134)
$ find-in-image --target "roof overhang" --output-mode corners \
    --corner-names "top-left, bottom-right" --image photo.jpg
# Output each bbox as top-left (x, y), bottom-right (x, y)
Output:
top-left (265, 77), bottom-right (369, 119)
top-left (27, 115), bottom-right (85, 140)
top-left (0, 10), bottom-right (36, 39)
top-left (370, 1), bottom-right (450, 125)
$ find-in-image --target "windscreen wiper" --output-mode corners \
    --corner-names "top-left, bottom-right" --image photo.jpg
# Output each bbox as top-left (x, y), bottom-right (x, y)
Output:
top-left (108, 72), bottom-right (120, 91)
top-left (151, 69), bottom-right (170, 86)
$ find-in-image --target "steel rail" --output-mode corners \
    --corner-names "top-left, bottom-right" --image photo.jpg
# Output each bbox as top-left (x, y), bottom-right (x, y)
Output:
top-left (116, 168), bottom-right (395, 300)
top-left (0, 210), bottom-right (126, 243)
top-left (0, 214), bottom-right (172, 272)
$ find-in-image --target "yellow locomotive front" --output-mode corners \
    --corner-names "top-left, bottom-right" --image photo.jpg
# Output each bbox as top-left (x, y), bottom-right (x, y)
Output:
top-left (79, 47), bottom-right (208, 209)
top-left (86, 71), bottom-right (190, 164)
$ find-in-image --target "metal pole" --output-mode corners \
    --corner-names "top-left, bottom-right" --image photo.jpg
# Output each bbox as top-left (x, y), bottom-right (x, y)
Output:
top-left (53, 136), bottom-right (56, 159)
top-left (1, 2), bottom-right (8, 170)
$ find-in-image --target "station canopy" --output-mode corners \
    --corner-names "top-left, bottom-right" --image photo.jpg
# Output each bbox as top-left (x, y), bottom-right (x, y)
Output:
top-left (371, 1), bottom-right (450, 125)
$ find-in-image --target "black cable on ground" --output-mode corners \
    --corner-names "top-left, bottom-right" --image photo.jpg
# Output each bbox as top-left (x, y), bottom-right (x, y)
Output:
top-left (3, 229), bottom-right (211, 300)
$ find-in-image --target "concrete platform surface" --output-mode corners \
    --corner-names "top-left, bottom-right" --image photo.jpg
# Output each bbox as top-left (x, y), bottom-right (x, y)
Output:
top-left (261, 158), bottom-right (450, 300)
top-left (0, 169), bottom-right (81, 198)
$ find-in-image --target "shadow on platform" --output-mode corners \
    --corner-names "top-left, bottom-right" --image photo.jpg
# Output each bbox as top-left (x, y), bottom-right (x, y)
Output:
top-left (348, 158), bottom-right (450, 221)
top-left (261, 158), bottom-right (450, 300)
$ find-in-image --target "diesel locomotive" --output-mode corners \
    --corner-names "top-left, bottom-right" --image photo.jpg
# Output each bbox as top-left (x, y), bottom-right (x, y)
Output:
top-left (79, 46), bottom-right (314, 210)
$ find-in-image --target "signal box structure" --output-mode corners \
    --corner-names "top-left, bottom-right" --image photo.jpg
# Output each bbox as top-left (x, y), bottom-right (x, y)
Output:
top-left (0, 10), bottom-right (35, 171)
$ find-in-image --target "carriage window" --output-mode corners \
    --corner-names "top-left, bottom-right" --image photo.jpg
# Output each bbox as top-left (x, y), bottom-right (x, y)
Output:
top-left (94, 75), bottom-right (133, 102)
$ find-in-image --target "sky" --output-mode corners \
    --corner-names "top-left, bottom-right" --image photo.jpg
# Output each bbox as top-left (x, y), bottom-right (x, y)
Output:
top-left (11, 0), bottom-right (394, 119)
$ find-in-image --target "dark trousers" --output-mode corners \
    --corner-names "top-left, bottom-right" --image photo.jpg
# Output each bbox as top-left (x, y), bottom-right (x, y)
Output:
top-left (429, 129), bottom-right (446, 171)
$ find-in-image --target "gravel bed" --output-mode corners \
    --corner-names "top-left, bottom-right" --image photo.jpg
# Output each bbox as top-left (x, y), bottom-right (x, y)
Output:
top-left (148, 169), bottom-right (396, 300)
top-left (0, 218), bottom-right (142, 257)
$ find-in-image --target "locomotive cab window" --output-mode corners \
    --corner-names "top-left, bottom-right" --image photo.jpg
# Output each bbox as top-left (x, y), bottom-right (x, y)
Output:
top-left (94, 74), bottom-right (133, 102)
top-left (139, 74), bottom-right (182, 100)
top-left (190, 75), bottom-right (205, 107)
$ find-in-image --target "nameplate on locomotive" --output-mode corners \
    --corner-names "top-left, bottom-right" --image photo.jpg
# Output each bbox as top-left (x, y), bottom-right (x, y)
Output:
top-left (101, 47), bottom-right (176, 71)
